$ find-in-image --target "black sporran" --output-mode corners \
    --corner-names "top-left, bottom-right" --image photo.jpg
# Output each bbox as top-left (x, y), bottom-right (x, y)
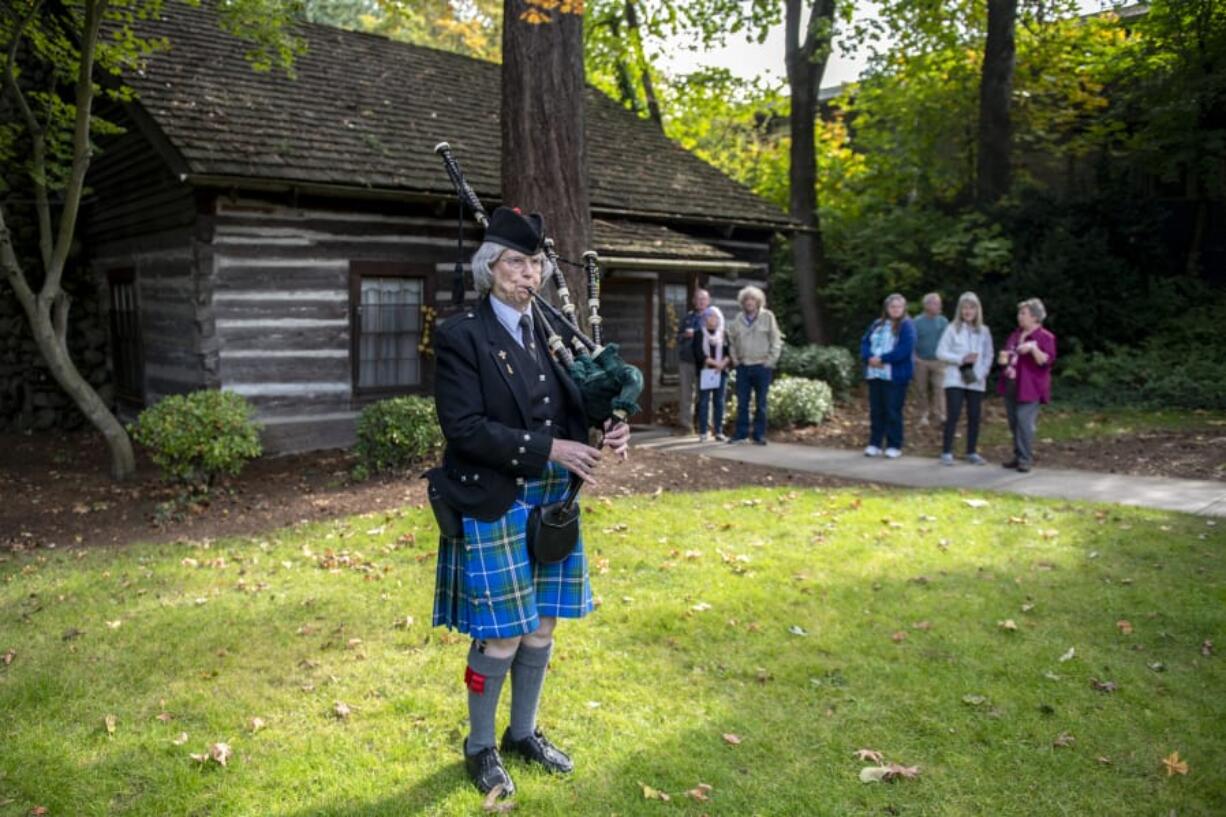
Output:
top-left (526, 500), bottom-right (580, 564)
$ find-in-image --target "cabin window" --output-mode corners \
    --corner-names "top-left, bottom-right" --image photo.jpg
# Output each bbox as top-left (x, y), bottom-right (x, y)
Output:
top-left (659, 282), bottom-right (688, 383)
top-left (107, 268), bottom-right (143, 403)
top-left (349, 262), bottom-right (434, 395)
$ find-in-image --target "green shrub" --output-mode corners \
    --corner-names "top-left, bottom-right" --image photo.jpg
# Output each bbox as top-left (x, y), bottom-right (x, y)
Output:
top-left (722, 373), bottom-right (834, 429)
top-left (1056, 301), bottom-right (1226, 410)
top-left (777, 344), bottom-right (857, 401)
top-left (354, 396), bottom-right (444, 474)
top-left (130, 389), bottom-right (263, 486)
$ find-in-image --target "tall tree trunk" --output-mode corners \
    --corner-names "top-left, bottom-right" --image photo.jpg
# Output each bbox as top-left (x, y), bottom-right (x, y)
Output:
top-left (977, 0), bottom-right (1016, 205)
top-left (624, 0), bottom-right (662, 129)
top-left (501, 0), bottom-right (592, 328)
top-left (785, 0), bottom-right (834, 344)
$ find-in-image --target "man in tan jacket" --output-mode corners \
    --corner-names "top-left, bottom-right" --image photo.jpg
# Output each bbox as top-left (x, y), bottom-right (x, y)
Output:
top-left (726, 285), bottom-right (784, 445)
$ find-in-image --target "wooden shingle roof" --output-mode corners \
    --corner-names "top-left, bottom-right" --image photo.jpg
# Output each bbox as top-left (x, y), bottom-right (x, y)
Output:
top-left (121, 3), bottom-right (791, 229)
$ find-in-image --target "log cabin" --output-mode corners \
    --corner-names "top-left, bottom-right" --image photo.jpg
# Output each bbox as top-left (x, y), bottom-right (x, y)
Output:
top-left (82, 2), bottom-right (792, 452)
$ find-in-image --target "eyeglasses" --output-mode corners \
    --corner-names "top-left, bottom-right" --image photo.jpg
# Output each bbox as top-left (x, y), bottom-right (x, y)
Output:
top-left (497, 254), bottom-right (546, 272)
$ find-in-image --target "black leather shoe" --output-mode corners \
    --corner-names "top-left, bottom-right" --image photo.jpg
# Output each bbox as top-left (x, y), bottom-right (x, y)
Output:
top-left (500, 728), bottom-right (575, 774)
top-left (1002, 459), bottom-right (1019, 469)
top-left (464, 742), bottom-right (515, 797)
top-left (1016, 464), bottom-right (1031, 473)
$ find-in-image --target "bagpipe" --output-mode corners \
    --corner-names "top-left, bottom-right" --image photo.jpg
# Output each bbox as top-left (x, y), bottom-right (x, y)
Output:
top-left (433, 142), bottom-right (644, 558)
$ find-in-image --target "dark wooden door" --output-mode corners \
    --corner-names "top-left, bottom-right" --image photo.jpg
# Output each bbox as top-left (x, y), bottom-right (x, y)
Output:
top-left (598, 276), bottom-right (653, 424)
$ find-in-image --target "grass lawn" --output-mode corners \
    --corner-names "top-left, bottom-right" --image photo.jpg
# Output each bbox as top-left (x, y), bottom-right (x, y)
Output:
top-left (1, 488), bottom-right (1222, 816)
top-left (973, 406), bottom-right (1226, 447)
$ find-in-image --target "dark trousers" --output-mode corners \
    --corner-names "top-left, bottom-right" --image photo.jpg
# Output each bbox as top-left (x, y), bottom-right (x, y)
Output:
top-left (868, 378), bottom-right (908, 450)
top-left (734, 364), bottom-right (771, 441)
top-left (696, 373), bottom-right (727, 435)
top-left (942, 387), bottom-right (983, 455)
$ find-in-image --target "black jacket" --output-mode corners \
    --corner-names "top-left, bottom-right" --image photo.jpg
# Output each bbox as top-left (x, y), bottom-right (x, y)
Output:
top-left (427, 296), bottom-right (590, 521)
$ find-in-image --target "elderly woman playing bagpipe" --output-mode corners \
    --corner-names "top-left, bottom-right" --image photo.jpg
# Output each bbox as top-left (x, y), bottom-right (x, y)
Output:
top-left (426, 207), bottom-right (630, 799)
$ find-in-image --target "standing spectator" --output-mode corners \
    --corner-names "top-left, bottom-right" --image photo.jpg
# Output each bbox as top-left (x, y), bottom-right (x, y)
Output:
top-left (860, 293), bottom-right (916, 459)
top-left (727, 286), bottom-right (784, 446)
top-left (935, 292), bottom-right (993, 466)
top-left (675, 288), bottom-right (710, 434)
top-left (691, 306), bottom-right (730, 441)
top-left (912, 292), bottom-right (949, 427)
top-left (997, 298), bottom-right (1057, 473)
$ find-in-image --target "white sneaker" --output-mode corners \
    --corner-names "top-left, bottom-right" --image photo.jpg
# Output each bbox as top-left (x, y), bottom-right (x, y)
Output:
top-left (965, 453), bottom-right (987, 465)
top-left (885, 448), bottom-right (902, 459)
top-left (940, 453), bottom-right (955, 466)
top-left (698, 433), bottom-right (708, 442)
top-left (864, 445), bottom-right (882, 457)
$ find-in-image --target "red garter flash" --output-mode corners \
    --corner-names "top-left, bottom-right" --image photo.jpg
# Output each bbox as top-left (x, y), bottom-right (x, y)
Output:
top-left (465, 666), bottom-right (486, 695)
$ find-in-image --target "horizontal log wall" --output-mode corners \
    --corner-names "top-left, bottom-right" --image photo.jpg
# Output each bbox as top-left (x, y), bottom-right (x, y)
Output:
top-left (207, 195), bottom-right (462, 452)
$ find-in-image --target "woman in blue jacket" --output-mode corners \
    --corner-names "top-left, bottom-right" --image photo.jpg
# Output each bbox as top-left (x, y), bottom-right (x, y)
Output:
top-left (860, 293), bottom-right (916, 458)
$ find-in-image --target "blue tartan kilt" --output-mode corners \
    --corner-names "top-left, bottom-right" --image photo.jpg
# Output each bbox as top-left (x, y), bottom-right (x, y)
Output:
top-left (432, 461), bottom-right (594, 640)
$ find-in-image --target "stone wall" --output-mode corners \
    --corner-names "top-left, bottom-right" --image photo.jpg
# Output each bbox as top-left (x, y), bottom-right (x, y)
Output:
top-left (0, 279), bottom-right (114, 432)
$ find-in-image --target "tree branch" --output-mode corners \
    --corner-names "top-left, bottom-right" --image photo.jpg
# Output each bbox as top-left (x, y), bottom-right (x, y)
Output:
top-left (45, 0), bottom-right (107, 295)
top-left (0, 204), bottom-right (38, 316)
top-left (3, 0), bottom-right (54, 273)
top-left (51, 289), bottom-right (71, 347)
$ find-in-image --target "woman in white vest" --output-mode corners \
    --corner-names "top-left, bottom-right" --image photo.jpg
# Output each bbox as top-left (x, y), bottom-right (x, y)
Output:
top-left (935, 292), bottom-right (994, 465)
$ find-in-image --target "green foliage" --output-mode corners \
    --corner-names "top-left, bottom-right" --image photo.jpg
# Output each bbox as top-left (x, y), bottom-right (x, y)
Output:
top-left (777, 343), bottom-right (857, 402)
top-left (1056, 302), bottom-right (1226, 411)
top-left (723, 373), bottom-right (833, 429)
top-left (354, 396), bottom-right (444, 475)
top-left (129, 389), bottom-right (263, 485)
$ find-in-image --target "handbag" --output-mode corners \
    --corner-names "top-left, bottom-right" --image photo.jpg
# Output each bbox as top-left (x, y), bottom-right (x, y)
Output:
top-left (699, 367), bottom-right (722, 390)
top-left (959, 362), bottom-right (978, 385)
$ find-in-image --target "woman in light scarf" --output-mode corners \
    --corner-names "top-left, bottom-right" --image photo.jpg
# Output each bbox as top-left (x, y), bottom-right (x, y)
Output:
top-left (691, 306), bottom-right (730, 441)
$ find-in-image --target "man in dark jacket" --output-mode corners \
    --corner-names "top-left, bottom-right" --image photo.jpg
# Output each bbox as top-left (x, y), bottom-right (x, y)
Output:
top-left (429, 207), bottom-right (629, 800)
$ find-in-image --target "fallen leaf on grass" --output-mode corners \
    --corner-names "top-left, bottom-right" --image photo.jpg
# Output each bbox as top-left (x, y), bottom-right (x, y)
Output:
top-left (172, 732), bottom-right (189, 745)
top-left (1162, 751), bottom-right (1188, 777)
top-left (891, 631), bottom-right (907, 643)
top-left (210, 742), bottom-right (232, 766)
top-left (691, 602), bottom-right (712, 612)
top-left (104, 714), bottom-right (117, 735)
top-left (685, 783), bottom-right (713, 802)
top-left (1021, 603), bottom-right (1035, 613)
top-left (106, 620), bottom-right (122, 630)
top-left (1053, 732), bottom-right (1075, 748)
top-left (31, 808), bottom-right (48, 816)
top-left (722, 733), bottom-right (742, 746)
top-left (333, 701), bottom-right (352, 719)
top-left (788, 625), bottom-right (808, 637)
top-left (962, 498), bottom-right (989, 508)
top-left (855, 749), bottom-right (884, 763)
top-left (1, 649), bottom-right (14, 665)
top-left (912, 621), bottom-right (932, 631)
top-left (860, 763), bottom-right (920, 783)
top-left (962, 694), bottom-right (988, 706)
top-left (640, 782), bottom-right (670, 801)
top-left (1097, 756), bottom-right (1112, 765)
top-left (998, 619), bottom-right (1018, 632)
top-left (1202, 639), bottom-right (1214, 657)
top-left (1089, 678), bottom-right (1118, 693)
top-left (249, 717), bottom-right (266, 733)
top-left (1116, 619), bottom-right (1133, 635)
top-left (1058, 647), bottom-right (1076, 662)
top-left (156, 712), bottom-right (173, 723)
top-left (482, 783), bottom-right (516, 813)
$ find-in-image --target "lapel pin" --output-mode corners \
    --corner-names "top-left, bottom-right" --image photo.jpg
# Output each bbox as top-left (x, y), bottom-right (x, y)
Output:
top-left (498, 350), bottom-right (508, 360)
top-left (506, 364), bottom-right (514, 375)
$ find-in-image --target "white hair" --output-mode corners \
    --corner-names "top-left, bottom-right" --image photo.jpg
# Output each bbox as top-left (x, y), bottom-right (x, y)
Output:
top-left (702, 305), bottom-right (726, 333)
top-left (737, 285), bottom-right (766, 309)
top-left (470, 241), bottom-right (554, 296)
top-left (1019, 297), bottom-right (1047, 323)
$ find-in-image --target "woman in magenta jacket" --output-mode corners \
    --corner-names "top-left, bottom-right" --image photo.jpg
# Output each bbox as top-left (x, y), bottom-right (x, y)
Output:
top-left (996, 298), bottom-right (1057, 473)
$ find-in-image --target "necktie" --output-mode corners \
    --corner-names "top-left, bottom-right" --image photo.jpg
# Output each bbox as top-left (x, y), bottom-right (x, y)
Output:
top-left (518, 314), bottom-right (533, 351)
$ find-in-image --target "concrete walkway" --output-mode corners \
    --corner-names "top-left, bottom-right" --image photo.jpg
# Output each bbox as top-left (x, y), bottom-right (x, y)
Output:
top-left (632, 431), bottom-right (1226, 517)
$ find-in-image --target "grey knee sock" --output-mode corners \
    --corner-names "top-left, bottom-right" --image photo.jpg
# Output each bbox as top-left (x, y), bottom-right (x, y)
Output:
top-left (465, 642), bottom-right (515, 754)
top-left (509, 640), bottom-right (553, 741)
